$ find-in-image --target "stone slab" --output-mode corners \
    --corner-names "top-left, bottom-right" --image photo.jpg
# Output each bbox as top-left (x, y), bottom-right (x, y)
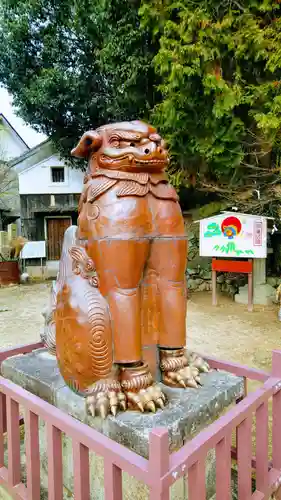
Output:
top-left (1, 348), bottom-right (65, 405)
top-left (235, 283), bottom-right (275, 306)
top-left (1, 348), bottom-right (243, 457)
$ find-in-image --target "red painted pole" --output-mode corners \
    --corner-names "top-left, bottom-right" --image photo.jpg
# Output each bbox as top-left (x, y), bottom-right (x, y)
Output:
top-left (212, 258), bottom-right (217, 306)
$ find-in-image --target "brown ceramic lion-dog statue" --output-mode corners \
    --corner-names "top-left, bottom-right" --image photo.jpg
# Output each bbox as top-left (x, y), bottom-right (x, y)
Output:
top-left (44, 120), bottom-right (209, 418)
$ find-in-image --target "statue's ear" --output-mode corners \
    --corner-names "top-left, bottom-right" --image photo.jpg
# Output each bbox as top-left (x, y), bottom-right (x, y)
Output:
top-left (71, 131), bottom-right (103, 159)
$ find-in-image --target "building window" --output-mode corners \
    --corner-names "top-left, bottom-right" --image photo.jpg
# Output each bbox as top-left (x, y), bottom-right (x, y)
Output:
top-left (51, 167), bottom-right (65, 183)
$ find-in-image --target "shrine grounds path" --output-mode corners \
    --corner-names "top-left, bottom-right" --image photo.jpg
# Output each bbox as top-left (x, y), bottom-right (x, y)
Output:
top-left (0, 282), bottom-right (279, 375)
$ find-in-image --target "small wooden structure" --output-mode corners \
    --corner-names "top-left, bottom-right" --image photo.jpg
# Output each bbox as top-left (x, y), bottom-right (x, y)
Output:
top-left (0, 260), bottom-right (20, 285)
top-left (198, 211), bottom-right (269, 311)
top-left (212, 257), bottom-right (253, 311)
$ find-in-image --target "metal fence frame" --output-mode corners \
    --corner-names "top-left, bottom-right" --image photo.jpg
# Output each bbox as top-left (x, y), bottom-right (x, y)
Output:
top-left (0, 342), bottom-right (281, 500)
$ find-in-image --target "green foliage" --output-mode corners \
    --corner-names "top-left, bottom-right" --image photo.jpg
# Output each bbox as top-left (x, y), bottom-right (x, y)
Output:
top-left (0, 0), bottom-right (157, 159)
top-left (3, 0), bottom-right (281, 216)
top-left (199, 201), bottom-right (228, 218)
top-left (140, 0), bottom-right (281, 215)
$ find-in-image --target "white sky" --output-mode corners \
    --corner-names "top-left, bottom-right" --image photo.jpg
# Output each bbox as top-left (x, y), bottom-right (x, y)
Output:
top-left (0, 87), bottom-right (47, 148)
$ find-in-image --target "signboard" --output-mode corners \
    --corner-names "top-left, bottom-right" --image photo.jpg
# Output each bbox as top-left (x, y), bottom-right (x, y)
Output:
top-left (199, 213), bottom-right (267, 258)
top-left (21, 241), bottom-right (46, 260)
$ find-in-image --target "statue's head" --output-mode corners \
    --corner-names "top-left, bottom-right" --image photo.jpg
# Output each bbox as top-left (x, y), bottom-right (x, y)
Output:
top-left (71, 120), bottom-right (169, 173)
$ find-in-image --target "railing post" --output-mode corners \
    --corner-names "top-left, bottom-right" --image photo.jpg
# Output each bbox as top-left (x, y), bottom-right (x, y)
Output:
top-left (237, 416), bottom-right (252, 500)
top-left (188, 458), bottom-right (207, 500)
top-left (255, 402), bottom-right (269, 494)
top-left (272, 351), bottom-right (281, 473)
top-left (148, 428), bottom-right (169, 500)
top-left (47, 423), bottom-right (63, 500)
top-left (73, 441), bottom-right (90, 500)
top-left (216, 434), bottom-right (231, 500)
top-left (25, 410), bottom-right (40, 500)
top-left (0, 392), bottom-right (6, 468)
top-left (6, 397), bottom-right (21, 486)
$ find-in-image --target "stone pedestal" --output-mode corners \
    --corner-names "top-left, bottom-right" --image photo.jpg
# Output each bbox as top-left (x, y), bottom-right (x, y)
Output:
top-left (1, 349), bottom-right (244, 500)
top-left (235, 258), bottom-right (275, 306)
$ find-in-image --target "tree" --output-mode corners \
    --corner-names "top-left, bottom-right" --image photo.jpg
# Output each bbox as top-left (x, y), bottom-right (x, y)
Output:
top-left (3, 0), bottom-right (281, 217)
top-left (140, 0), bottom-right (281, 217)
top-left (0, 0), bottom-right (158, 160)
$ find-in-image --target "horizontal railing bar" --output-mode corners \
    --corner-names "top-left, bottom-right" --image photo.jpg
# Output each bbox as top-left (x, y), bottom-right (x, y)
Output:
top-left (0, 466), bottom-right (27, 500)
top-left (164, 377), bottom-right (279, 489)
top-left (0, 343), bottom-right (43, 365)
top-left (231, 446), bottom-right (273, 471)
top-left (0, 376), bottom-right (150, 485)
top-left (200, 354), bottom-right (270, 383)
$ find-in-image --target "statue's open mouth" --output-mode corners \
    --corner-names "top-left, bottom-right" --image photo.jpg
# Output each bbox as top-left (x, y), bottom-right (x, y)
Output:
top-left (99, 153), bottom-right (168, 171)
top-left (135, 158), bottom-right (167, 165)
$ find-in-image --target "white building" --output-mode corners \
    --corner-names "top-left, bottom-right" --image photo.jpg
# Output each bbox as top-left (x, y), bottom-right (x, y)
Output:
top-left (10, 139), bottom-right (84, 261)
top-left (0, 113), bottom-right (29, 160)
top-left (0, 114), bottom-right (30, 230)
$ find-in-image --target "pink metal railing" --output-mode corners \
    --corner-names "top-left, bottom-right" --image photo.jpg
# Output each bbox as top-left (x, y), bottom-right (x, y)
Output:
top-left (0, 343), bottom-right (281, 500)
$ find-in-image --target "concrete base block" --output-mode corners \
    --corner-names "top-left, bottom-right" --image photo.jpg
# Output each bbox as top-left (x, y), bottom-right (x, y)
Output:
top-left (45, 260), bottom-right (59, 279)
top-left (1, 349), bottom-right (244, 499)
top-left (25, 265), bottom-right (47, 280)
top-left (235, 283), bottom-right (275, 306)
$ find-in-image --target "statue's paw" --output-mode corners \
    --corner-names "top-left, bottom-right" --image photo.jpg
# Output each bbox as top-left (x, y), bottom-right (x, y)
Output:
top-left (163, 366), bottom-right (200, 389)
top-left (120, 362), bottom-right (167, 413)
top-left (159, 347), bottom-right (209, 389)
top-left (86, 380), bottom-right (126, 419)
top-left (186, 351), bottom-right (210, 374)
top-left (126, 384), bottom-right (166, 413)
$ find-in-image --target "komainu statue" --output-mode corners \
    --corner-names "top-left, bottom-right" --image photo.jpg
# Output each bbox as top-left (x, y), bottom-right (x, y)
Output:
top-left (42, 120), bottom-right (209, 417)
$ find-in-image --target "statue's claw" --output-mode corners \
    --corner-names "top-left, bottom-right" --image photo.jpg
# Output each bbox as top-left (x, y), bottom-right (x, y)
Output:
top-left (159, 348), bottom-right (210, 389)
top-left (126, 384), bottom-right (166, 412)
top-left (86, 380), bottom-right (126, 418)
top-left (120, 363), bottom-right (167, 413)
top-left (164, 366), bottom-right (200, 389)
top-left (186, 351), bottom-right (210, 374)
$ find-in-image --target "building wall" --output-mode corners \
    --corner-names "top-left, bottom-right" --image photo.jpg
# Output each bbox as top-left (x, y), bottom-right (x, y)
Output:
top-left (20, 193), bottom-right (80, 240)
top-left (0, 125), bottom-right (28, 161)
top-left (18, 155), bottom-right (84, 195)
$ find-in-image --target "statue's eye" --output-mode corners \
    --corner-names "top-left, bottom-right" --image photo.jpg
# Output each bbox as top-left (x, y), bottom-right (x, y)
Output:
top-left (130, 143), bottom-right (135, 147)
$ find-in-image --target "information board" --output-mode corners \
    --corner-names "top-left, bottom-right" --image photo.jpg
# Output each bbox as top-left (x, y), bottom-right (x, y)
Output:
top-left (199, 213), bottom-right (267, 259)
top-left (21, 241), bottom-right (46, 260)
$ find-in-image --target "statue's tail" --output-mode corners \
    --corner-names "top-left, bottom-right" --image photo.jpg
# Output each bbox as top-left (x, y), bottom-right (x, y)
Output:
top-left (41, 226), bottom-right (78, 355)
top-left (41, 280), bottom-right (58, 355)
top-left (52, 226), bottom-right (114, 393)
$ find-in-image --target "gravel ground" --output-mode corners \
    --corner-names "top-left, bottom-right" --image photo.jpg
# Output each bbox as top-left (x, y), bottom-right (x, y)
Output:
top-left (0, 283), bottom-right (280, 373)
top-left (0, 283), bottom-right (50, 348)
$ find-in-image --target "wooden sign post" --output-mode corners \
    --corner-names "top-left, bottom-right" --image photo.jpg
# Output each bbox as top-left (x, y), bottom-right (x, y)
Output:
top-left (198, 211), bottom-right (268, 311)
top-left (212, 258), bottom-right (253, 312)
